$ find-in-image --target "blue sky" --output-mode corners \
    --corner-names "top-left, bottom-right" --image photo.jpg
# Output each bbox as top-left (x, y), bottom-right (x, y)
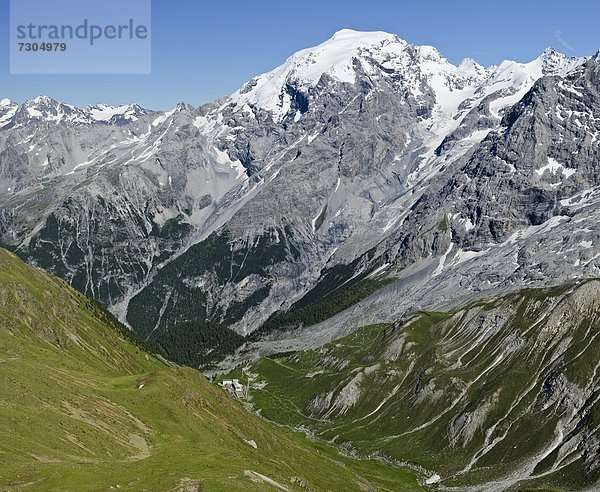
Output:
top-left (1, 0), bottom-right (598, 109)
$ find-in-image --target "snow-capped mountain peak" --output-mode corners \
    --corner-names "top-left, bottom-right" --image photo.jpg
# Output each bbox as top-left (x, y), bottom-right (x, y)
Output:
top-left (537, 47), bottom-right (586, 75)
top-left (30, 95), bottom-right (54, 104)
top-left (10, 96), bottom-right (92, 127)
top-left (228, 29), bottom-right (416, 119)
top-left (86, 103), bottom-right (152, 125)
top-left (477, 49), bottom-right (586, 106)
top-left (0, 99), bottom-right (18, 129)
top-left (224, 30), bottom-right (588, 126)
top-left (283, 28), bottom-right (407, 87)
top-left (0, 98), bottom-right (154, 129)
top-left (457, 57), bottom-right (489, 78)
top-left (227, 29), bottom-right (494, 122)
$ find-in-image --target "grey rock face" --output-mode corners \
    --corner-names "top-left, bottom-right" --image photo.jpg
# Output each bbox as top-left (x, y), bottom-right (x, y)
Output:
top-left (391, 60), bottom-right (600, 282)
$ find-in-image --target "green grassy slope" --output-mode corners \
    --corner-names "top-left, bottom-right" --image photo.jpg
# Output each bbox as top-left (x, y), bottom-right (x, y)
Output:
top-left (0, 249), bottom-right (421, 491)
top-left (228, 283), bottom-right (600, 491)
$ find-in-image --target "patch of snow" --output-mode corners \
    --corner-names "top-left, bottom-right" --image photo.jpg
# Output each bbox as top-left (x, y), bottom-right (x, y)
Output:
top-left (536, 157), bottom-right (576, 179)
top-left (461, 217), bottom-right (475, 231)
top-left (88, 103), bottom-right (142, 122)
top-left (214, 147), bottom-right (246, 180)
top-left (432, 242), bottom-right (454, 277)
top-left (243, 470), bottom-right (290, 491)
top-left (450, 248), bottom-right (489, 267)
top-left (151, 109), bottom-right (175, 127)
top-left (307, 132), bottom-right (319, 144)
top-left (334, 176), bottom-right (341, 192)
top-left (504, 215), bottom-right (570, 245)
top-left (560, 187), bottom-right (600, 208)
top-left (26, 107), bottom-right (43, 118)
top-left (366, 263), bottom-right (390, 279)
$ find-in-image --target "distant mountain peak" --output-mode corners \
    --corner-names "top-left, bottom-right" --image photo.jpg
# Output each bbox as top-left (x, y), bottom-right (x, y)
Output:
top-left (175, 102), bottom-right (194, 112)
top-left (0, 99), bottom-right (18, 128)
top-left (329, 28), bottom-right (399, 42)
top-left (0, 97), bottom-right (154, 128)
top-left (457, 57), bottom-right (489, 78)
top-left (535, 47), bottom-right (586, 75)
top-left (10, 96), bottom-right (89, 127)
top-left (542, 46), bottom-right (560, 55)
top-left (29, 95), bottom-right (56, 104)
top-left (86, 103), bottom-right (151, 124)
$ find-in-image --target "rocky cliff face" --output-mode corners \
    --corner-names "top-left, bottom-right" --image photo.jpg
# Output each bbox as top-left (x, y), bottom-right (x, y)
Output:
top-left (297, 56), bottom-right (600, 347)
top-left (0, 30), bottom-right (596, 350)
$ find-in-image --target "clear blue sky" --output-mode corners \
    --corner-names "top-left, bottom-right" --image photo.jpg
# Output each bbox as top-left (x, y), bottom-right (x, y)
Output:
top-left (1, 0), bottom-right (598, 109)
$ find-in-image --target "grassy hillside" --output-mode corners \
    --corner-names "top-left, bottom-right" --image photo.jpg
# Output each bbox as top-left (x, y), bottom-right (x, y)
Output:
top-left (227, 283), bottom-right (600, 491)
top-left (0, 249), bottom-right (421, 491)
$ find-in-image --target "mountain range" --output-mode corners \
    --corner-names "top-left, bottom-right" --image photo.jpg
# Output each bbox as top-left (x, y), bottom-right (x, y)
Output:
top-left (1, 30), bottom-right (597, 351)
top-left (2, 28), bottom-right (600, 490)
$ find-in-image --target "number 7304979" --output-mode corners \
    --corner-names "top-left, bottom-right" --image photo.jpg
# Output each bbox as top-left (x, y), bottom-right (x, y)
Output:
top-left (18, 42), bottom-right (67, 52)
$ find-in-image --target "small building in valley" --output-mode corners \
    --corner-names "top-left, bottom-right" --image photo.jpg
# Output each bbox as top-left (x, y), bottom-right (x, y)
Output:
top-left (219, 379), bottom-right (245, 398)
